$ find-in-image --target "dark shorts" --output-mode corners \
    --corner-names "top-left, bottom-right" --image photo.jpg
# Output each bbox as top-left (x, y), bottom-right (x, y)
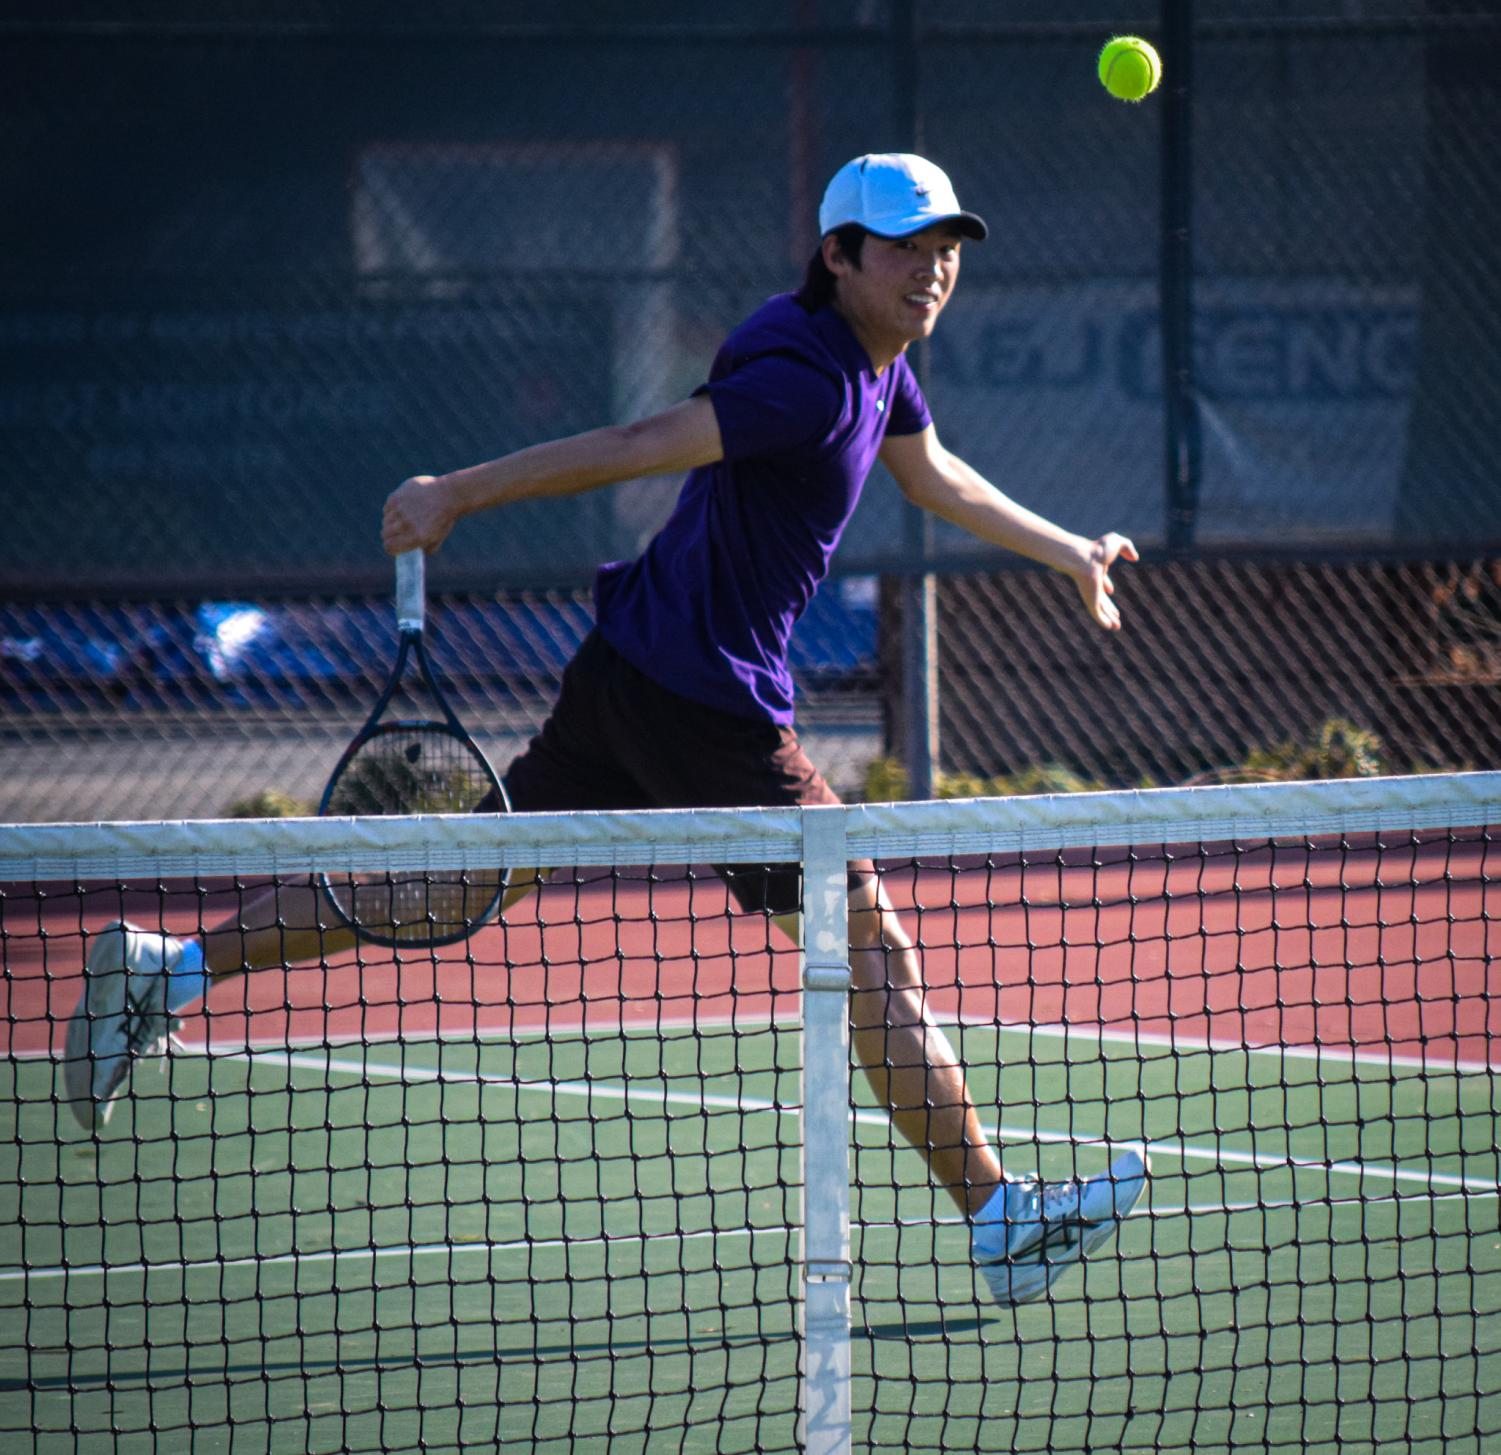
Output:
top-left (488, 630), bottom-right (864, 915)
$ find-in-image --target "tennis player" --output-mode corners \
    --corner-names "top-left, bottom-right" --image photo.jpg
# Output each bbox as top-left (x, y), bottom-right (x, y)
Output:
top-left (67, 153), bottom-right (1146, 1306)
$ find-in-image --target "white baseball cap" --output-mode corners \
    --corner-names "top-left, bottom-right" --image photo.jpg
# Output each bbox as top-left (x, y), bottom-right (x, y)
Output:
top-left (818, 153), bottom-right (988, 241)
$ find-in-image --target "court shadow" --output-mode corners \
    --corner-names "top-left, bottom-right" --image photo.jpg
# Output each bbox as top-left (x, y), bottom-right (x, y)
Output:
top-left (13, 1317), bottom-right (1000, 1393)
top-left (9, 1329), bottom-right (786, 1392)
top-left (857, 1314), bottom-right (991, 1341)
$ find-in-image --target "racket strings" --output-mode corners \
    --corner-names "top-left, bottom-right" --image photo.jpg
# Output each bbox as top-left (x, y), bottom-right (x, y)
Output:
top-left (323, 725), bottom-right (503, 944)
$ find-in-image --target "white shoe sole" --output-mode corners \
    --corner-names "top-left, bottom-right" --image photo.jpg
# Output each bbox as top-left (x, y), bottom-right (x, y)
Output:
top-left (64, 922), bottom-right (133, 1130)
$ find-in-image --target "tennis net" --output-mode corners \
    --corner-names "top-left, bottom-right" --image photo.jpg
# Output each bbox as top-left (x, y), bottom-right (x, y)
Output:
top-left (2, 772), bottom-right (1498, 1453)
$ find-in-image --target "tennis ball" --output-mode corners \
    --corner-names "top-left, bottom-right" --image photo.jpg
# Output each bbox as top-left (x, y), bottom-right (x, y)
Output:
top-left (1098, 36), bottom-right (1162, 102)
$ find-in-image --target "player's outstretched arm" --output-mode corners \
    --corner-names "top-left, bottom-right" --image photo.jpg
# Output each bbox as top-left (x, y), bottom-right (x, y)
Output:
top-left (879, 426), bottom-right (1138, 630)
top-left (383, 396), bottom-right (725, 555)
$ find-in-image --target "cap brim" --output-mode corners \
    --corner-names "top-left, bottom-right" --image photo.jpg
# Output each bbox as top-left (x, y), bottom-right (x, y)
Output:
top-left (872, 211), bottom-right (988, 242)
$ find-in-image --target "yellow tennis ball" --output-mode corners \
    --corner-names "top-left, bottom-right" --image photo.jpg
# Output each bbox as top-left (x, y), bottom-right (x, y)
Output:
top-left (1098, 35), bottom-right (1162, 102)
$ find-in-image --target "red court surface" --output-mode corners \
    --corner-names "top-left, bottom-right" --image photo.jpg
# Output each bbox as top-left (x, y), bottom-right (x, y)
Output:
top-left (4, 836), bottom-right (1499, 1067)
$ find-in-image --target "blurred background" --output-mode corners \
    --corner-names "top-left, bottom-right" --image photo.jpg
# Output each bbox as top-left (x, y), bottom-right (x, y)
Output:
top-left (3, 0), bottom-right (1499, 821)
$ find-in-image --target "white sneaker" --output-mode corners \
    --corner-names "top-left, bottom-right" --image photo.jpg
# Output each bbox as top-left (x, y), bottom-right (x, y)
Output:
top-left (972, 1150), bottom-right (1148, 1306)
top-left (64, 922), bottom-right (183, 1130)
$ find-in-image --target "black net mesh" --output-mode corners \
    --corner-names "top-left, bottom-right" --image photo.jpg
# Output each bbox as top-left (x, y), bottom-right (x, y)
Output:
top-left (5, 843), bottom-right (804, 1452)
top-left (851, 818), bottom-right (1499, 1450)
top-left (4, 785), bottom-right (1496, 1450)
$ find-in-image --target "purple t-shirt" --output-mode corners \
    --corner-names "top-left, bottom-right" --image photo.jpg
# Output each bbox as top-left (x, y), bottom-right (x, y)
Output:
top-left (594, 293), bottom-right (931, 723)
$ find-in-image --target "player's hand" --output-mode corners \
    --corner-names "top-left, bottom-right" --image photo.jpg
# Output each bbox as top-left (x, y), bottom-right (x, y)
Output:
top-left (382, 475), bottom-right (456, 556)
top-left (1073, 533), bottom-right (1139, 630)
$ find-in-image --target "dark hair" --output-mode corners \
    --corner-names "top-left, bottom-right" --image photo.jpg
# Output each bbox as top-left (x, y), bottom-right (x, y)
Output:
top-left (795, 224), bottom-right (868, 312)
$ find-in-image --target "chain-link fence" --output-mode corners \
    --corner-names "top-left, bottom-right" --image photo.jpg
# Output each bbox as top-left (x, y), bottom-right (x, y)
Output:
top-left (2, 2), bottom-right (1499, 820)
top-left (880, 556), bottom-right (1501, 796)
top-left (0, 579), bottom-right (883, 821)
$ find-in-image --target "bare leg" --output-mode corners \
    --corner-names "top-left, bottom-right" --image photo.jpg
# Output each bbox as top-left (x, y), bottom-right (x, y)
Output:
top-left (501, 868), bottom-right (552, 911)
top-left (780, 877), bottom-right (1001, 1216)
top-left (200, 882), bottom-right (354, 976)
top-left (198, 868), bottom-right (553, 977)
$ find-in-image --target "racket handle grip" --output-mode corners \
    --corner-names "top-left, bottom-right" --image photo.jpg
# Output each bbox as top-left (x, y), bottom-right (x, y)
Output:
top-left (396, 550), bottom-right (425, 631)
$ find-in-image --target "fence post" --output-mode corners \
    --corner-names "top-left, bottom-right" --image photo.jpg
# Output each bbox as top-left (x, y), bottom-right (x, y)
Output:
top-left (798, 805), bottom-right (853, 1455)
top-left (891, 0), bottom-right (939, 799)
top-left (1161, 0), bottom-right (1200, 551)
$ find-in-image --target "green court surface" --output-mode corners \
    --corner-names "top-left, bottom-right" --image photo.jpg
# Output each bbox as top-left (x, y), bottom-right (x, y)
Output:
top-left (2, 1024), bottom-right (1498, 1454)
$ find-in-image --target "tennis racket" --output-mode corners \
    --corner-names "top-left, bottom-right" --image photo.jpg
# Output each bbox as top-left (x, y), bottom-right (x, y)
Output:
top-left (318, 550), bottom-right (509, 947)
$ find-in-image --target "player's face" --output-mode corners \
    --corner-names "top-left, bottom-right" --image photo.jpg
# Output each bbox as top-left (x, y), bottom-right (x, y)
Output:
top-left (830, 224), bottom-right (963, 367)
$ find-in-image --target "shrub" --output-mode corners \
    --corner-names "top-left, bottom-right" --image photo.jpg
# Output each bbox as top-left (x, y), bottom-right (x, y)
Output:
top-left (862, 756), bottom-right (910, 802)
top-left (862, 757), bottom-right (1100, 802)
top-left (1243, 718), bottom-right (1386, 781)
top-left (226, 789), bottom-right (313, 818)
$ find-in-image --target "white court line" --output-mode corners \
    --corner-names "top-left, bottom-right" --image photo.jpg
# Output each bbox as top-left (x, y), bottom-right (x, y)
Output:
top-left (0, 1222), bottom-right (793, 1285)
top-left (9, 1043), bottom-right (1496, 1290)
top-left (7, 1034), bottom-right (1495, 1194)
top-left (236, 1046), bottom-right (1501, 1196)
top-left (4, 1013), bottom-right (802, 1063)
top-left (987, 1017), bottom-right (1501, 1078)
top-left (7, 1187), bottom-right (1493, 1286)
top-left (10, 1007), bottom-right (1497, 1076)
